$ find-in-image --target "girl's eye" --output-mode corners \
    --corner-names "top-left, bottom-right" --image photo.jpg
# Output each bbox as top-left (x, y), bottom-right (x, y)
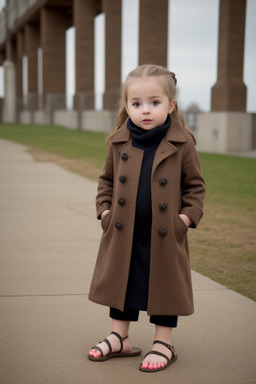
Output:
top-left (133, 102), bottom-right (140, 107)
top-left (152, 100), bottom-right (159, 106)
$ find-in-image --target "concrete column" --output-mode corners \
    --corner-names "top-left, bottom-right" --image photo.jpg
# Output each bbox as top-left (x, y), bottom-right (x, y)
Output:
top-left (24, 23), bottom-right (40, 96)
top-left (6, 37), bottom-right (18, 99)
top-left (6, 37), bottom-right (17, 62)
top-left (3, 61), bottom-right (16, 122)
top-left (40, 8), bottom-right (66, 107)
top-left (16, 31), bottom-right (24, 100)
top-left (139, 0), bottom-right (168, 66)
top-left (73, 0), bottom-right (96, 110)
top-left (102, 0), bottom-right (122, 110)
top-left (211, 0), bottom-right (247, 111)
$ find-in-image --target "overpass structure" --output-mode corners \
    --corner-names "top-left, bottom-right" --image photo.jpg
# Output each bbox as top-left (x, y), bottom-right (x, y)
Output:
top-left (0, 0), bottom-right (254, 153)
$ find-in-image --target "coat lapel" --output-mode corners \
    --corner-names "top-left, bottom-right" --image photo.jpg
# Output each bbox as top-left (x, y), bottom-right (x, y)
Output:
top-left (111, 119), bottom-right (190, 175)
top-left (152, 139), bottom-right (177, 174)
top-left (111, 125), bottom-right (130, 143)
top-left (152, 118), bottom-right (188, 175)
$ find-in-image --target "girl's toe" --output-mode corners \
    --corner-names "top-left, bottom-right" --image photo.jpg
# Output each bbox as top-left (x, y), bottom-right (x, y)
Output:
top-left (89, 349), bottom-right (100, 358)
top-left (142, 361), bottom-right (149, 369)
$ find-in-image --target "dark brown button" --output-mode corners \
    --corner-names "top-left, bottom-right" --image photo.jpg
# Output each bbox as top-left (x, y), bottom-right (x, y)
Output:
top-left (119, 175), bottom-right (127, 183)
top-left (159, 228), bottom-right (167, 237)
top-left (159, 177), bottom-right (167, 186)
top-left (118, 197), bottom-right (125, 206)
top-left (115, 221), bottom-right (123, 230)
top-left (121, 153), bottom-right (128, 161)
top-left (159, 202), bottom-right (167, 211)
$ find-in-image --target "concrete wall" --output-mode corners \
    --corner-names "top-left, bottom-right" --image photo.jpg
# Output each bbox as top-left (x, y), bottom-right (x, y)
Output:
top-left (81, 110), bottom-right (116, 133)
top-left (197, 112), bottom-right (254, 153)
top-left (19, 110), bottom-right (117, 134)
top-left (54, 110), bottom-right (78, 130)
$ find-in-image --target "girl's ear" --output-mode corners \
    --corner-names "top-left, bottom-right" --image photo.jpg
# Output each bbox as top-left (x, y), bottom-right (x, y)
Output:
top-left (169, 99), bottom-right (176, 114)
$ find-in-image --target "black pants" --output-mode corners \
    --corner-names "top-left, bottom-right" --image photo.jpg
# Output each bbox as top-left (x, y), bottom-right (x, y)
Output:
top-left (110, 307), bottom-right (178, 328)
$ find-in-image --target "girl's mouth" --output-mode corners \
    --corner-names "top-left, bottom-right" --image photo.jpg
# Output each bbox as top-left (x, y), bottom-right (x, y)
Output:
top-left (142, 119), bottom-right (152, 123)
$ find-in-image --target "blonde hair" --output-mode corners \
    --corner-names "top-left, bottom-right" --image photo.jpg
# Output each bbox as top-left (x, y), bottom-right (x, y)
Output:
top-left (106, 64), bottom-right (192, 145)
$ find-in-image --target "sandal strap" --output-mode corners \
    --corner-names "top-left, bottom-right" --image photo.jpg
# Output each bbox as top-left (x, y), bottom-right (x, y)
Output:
top-left (102, 338), bottom-right (112, 355)
top-left (111, 331), bottom-right (128, 353)
top-left (92, 337), bottom-right (112, 357)
top-left (153, 340), bottom-right (175, 355)
top-left (144, 350), bottom-right (170, 363)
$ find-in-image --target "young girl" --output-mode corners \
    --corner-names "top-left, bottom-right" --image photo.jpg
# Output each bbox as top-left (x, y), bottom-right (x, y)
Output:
top-left (88, 64), bottom-right (205, 372)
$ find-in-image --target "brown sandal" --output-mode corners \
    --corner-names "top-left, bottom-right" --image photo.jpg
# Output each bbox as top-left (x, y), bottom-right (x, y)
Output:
top-left (139, 340), bottom-right (177, 372)
top-left (88, 331), bottom-right (142, 362)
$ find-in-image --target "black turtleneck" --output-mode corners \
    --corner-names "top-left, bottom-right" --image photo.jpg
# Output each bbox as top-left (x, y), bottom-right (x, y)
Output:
top-left (125, 116), bottom-right (171, 310)
top-left (127, 116), bottom-right (170, 148)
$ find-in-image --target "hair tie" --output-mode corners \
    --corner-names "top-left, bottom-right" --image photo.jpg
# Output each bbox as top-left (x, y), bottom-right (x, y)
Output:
top-left (170, 71), bottom-right (177, 86)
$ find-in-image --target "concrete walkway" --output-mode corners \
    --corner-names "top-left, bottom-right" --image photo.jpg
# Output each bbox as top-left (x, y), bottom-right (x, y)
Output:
top-left (0, 138), bottom-right (255, 384)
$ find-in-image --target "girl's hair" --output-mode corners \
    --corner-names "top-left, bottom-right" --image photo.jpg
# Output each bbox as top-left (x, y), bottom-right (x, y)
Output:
top-left (106, 64), bottom-right (193, 145)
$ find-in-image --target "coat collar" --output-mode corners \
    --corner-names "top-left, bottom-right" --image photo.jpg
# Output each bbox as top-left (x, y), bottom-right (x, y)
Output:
top-left (111, 118), bottom-right (188, 144)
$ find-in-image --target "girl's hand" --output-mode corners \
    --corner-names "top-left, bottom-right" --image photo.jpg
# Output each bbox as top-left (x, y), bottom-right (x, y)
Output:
top-left (179, 214), bottom-right (192, 227)
top-left (101, 210), bottom-right (110, 220)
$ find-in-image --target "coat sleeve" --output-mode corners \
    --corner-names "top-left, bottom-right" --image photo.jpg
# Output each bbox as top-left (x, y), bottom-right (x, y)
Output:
top-left (95, 144), bottom-right (114, 219)
top-left (180, 134), bottom-right (205, 228)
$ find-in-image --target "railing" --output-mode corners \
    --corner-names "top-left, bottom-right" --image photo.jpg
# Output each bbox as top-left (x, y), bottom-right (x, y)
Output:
top-left (0, 8), bottom-right (7, 45)
top-left (17, 0), bottom-right (31, 18)
top-left (16, 93), bottom-right (101, 128)
top-left (0, 0), bottom-right (40, 39)
top-left (17, 93), bottom-right (67, 123)
top-left (17, 93), bottom-right (98, 115)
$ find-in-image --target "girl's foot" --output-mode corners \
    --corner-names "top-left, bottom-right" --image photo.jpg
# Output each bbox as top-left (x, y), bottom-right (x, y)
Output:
top-left (140, 340), bottom-right (177, 371)
top-left (89, 332), bottom-right (132, 359)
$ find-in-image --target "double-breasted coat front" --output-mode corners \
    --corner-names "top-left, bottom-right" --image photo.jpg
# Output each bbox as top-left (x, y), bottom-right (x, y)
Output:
top-left (88, 118), bottom-right (205, 316)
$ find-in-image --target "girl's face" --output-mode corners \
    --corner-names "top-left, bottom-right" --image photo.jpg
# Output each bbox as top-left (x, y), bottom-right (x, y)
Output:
top-left (125, 76), bottom-right (176, 130)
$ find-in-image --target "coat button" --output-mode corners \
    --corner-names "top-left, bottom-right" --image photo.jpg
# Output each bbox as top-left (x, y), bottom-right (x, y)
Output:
top-left (159, 177), bottom-right (168, 186)
top-left (115, 221), bottom-right (123, 230)
top-left (119, 175), bottom-right (127, 183)
top-left (118, 197), bottom-right (125, 206)
top-left (159, 228), bottom-right (167, 237)
top-left (159, 202), bottom-right (167, 211)
top-left (121, 153), bottom-right (128, 161)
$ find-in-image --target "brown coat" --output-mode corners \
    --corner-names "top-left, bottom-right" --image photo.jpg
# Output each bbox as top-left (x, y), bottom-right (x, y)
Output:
top-left (88, 119), bottom-right (205, 316)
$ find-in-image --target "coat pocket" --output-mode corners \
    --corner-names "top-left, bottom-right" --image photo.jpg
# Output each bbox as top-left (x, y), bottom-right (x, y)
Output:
top-left (174, 215), bottom-right (188, 242)
top-left (101, 211), bottom-right (112, 231)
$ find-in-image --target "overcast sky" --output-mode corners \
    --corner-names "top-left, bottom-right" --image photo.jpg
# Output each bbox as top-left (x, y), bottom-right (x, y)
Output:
top-left (120, 0), bottom-right (256, 112)
top-left (1, 0), bottom-right (255, 112)
top-left (63, 0), bottom-right (256, 112)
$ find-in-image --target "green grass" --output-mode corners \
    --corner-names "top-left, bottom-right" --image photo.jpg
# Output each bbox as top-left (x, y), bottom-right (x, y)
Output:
top-left (199, 153), bottom-right (256, 211)
top-left (1, 123), bottom-right (256, 301)
top-left (0, 123), bottom-right (108, 167)
top-left (191, 153), bottom-right (256, 300)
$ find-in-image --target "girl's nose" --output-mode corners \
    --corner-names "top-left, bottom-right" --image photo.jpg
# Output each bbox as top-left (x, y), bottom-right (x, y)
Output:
top-left (142, 104), bottom-right (150, 114)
